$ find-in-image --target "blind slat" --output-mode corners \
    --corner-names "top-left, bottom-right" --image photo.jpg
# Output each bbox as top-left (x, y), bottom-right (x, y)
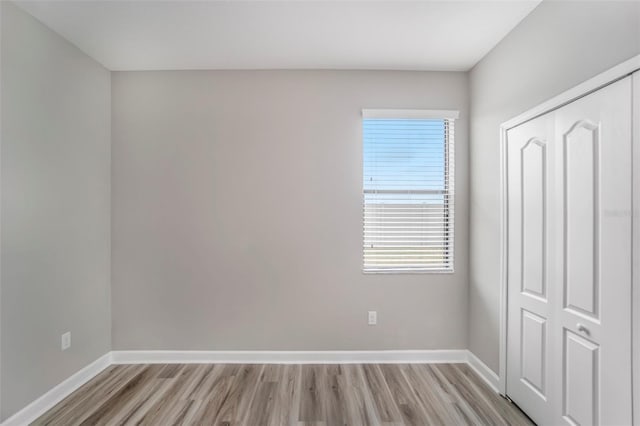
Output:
top-left (363, 116), bottom-right (455, 273)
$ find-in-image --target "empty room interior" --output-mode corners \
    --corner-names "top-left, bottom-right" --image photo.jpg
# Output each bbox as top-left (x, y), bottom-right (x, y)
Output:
top-left (1, 0), bottom-right (640, 424)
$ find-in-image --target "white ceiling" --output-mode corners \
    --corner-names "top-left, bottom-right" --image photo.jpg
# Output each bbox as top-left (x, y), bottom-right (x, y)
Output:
top-left (15, 0), bottom-right (541, 72)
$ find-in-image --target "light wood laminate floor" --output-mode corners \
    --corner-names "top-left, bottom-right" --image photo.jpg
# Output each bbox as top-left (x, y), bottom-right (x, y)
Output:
top-left (32, 363), bottom-right (533, 425)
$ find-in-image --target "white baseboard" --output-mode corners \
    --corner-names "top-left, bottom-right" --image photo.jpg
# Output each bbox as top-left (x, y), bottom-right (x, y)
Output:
top-left (2, 349), bottom-right (499, 425)
top-left (466, 351), bottom-right (500, 393)
top-left (110, 349), bottom-right (469, 365)
top-left (1, 353), bottom-right (112, 426)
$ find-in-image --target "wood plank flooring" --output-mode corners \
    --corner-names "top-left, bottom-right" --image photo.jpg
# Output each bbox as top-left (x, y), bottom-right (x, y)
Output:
top-left (32, 363), bottom-right (533, 425)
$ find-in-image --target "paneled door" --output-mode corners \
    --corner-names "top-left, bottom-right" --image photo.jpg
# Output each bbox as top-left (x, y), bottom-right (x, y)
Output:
top-left (506, 76), bottom-right (633, 425)
top-left (506, 77), bottom-right (633, 425)
top-left (551, 77), bottom-right (633, 426)
top-left (506, 112), bottom-right (556, 425)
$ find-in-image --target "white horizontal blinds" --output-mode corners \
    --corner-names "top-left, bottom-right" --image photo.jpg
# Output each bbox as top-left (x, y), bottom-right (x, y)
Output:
top-left (363, 114), bottom-right (455, 272)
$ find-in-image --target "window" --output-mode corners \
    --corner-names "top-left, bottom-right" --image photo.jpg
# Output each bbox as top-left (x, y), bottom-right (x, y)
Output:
top-left (362, 109), bottom-right (457, 273)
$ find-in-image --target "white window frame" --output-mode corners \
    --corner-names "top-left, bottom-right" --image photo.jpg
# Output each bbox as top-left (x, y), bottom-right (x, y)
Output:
top-left (362, 109), bottom-right (458, 274)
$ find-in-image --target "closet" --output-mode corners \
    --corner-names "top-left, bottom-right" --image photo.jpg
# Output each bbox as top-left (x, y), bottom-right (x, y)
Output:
top-left (504, 72), bottom-right (638, 425)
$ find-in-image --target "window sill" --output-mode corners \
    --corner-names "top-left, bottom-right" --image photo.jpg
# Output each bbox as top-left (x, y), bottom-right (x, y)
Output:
top-left (363, 268), bottom-right (454, 275)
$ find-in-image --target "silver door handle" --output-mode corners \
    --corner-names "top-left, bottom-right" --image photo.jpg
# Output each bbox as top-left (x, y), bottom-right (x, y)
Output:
top-left (577, 323), bottom-right (590, 335)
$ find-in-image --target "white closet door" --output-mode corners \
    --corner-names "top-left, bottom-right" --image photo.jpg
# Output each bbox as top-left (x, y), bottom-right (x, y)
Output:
top-left (551, 76), bottom-right (632, 426)
top-left (506, 112), bottom-right (556, 425)
top-left (506, 76), bottom-right (633, 425)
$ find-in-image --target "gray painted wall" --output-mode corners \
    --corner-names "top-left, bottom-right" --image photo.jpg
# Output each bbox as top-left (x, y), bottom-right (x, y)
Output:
top-left (469, 0), bottom-right (640, 373)
top-left (1, 2), bottom-right (111, 420)
top-left (111, 70), bottom-right (469, 352)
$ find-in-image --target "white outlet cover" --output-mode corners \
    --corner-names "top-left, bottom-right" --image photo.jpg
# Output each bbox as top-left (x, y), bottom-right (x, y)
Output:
top-left (368, 311), bottom-right (377, 325)
top-left (61, 332), bottom-right (71, 351)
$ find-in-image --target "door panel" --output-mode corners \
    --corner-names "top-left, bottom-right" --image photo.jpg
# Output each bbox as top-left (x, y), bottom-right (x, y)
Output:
top-left (563, 330), bottom-right (599, 426)
top-left (553, 77), bottom-right (632, 426)
top-left (563, 120), bottom-right (600, 318)
top-left (506, 114), bottom-right (555, 425)
top-left (521, 309), bottom-right (546, 396)
top-left (522, 140), bottom-right (547, 299)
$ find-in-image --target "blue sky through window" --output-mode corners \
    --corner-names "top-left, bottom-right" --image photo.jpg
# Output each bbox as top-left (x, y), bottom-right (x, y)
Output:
top-left (363, 118), bottom-right (446, 204)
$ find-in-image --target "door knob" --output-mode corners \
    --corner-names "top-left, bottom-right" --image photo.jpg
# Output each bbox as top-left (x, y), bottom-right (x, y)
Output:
top-left (577, 323), bottom-right (590, 335)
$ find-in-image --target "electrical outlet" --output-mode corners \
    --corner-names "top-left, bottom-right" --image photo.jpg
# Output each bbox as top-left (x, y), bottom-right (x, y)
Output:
top-left (61, 332), bottom-right (71, 351)
top-left (368, 311), bottom-right (377, 325)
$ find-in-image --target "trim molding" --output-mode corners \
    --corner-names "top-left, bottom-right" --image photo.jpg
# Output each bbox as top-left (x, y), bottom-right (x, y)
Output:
top-left (632, 70), bottom-right (639, 426)
top-left (467, 351), bottom-right (500, 394)
top-left (111, 349), bottom-right (469, 365)
top-left (501, 54), bottom-right (640, 131)
top-left (498, 123), bottom-right (509, 395)
top-left (361, 109), bottom-right (459, 120)
top-left (0, 349), bottom-right (498, 425)
top-left (0, 353), bottom-right (112, 426)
